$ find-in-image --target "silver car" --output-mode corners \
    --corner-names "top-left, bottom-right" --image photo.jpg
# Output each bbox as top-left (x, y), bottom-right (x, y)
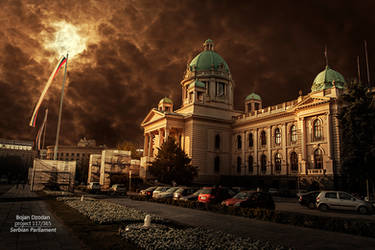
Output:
top-left (316, 191), bottom-right (373, 214)
top-left (152, 186), bottom-right (171, 199)
top-left (156, 187), bottom-right (180, 199)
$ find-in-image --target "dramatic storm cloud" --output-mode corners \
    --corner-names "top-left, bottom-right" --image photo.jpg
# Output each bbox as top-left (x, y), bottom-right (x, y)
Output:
top-left (0, 0), bottom-right (374, 147)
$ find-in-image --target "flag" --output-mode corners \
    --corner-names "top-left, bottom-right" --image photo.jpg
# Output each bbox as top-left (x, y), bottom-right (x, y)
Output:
top-left (35, 108), bottom-right (48, 150)
top-left (29, 56), bottom-right (67, 127)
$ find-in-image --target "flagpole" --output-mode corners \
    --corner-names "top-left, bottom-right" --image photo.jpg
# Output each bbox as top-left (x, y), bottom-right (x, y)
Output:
top-left (42, 108), bottom-right (48, 149)
top-left (54, 53), bottom-right (68, 160)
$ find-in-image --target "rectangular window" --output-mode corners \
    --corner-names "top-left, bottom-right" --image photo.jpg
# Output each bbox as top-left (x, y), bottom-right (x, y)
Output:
top-left (216, 82), bottom-right (225, 96)
top-left (189, 92), bottom-right (193, 103)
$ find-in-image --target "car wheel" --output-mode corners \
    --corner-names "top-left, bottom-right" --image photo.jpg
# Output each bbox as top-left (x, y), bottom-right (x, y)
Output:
top-left (319, 204), bottom-right (328, 212)
top-left (358, 206), bottom-right (368, 215)
top-left (308, 202), bottom-right (315, 209)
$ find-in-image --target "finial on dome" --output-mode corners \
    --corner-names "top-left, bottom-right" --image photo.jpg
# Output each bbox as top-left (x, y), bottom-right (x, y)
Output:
top-left (203, 39), bottom-right (214, 51)
top-left (324, 44), bottom-right (329, 67)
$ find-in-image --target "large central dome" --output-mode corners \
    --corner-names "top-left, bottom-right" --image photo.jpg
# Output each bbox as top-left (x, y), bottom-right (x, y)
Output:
top-left (189, 39), bottom-right (230, 73)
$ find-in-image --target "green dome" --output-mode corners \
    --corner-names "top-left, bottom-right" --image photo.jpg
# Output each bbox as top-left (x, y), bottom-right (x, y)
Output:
top-left (189, 39), bottom-right (230, 73)
top-left (245, 93), bottom-right (261, 101)
top-left (311, 66), bottom-right (346, 92)
top-left (159, 97), bottom-right (173, 104)
top-left (188, 80), bottom-right (206, 89)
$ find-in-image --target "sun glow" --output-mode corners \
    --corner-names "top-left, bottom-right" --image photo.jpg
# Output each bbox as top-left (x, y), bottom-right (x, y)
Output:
top-left (44, 21), bottom-right (87, 59)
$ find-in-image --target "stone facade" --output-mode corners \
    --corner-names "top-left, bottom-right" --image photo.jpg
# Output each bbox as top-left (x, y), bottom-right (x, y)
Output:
top-left (140, 40), bottom-right (345, 189)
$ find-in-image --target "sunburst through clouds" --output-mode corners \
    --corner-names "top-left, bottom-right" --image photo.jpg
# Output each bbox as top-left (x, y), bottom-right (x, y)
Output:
top-left (43, 21), bottom-right (88, 59)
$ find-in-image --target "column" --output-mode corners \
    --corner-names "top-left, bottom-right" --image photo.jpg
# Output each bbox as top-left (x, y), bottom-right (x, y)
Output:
top-left (242, 130), bottom-right (246, 175)
top-left (148, 132), bottom-right (153, 157)
top-left (254, 129), bottom-right (258, 176)
top-left (268, 126), bottom-right (272, 175)
top-left (282, 123), bottom-right (287, 175)
top-left (299, 117), bottom-right (306, 174)
top-left (165, 128), bottom-right (169, 140)
top-left (158, 129), bottom-right (162, 148)
top-left (143, 133), bottom-right (149, 157)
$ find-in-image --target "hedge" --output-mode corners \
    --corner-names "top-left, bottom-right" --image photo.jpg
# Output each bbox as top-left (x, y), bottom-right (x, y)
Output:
top-left (129, 195), bottom-right (375, 238)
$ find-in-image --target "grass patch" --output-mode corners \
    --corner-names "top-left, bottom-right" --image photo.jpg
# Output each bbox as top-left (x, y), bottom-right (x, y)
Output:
top-left (45, 199), bottom-right (139, 250)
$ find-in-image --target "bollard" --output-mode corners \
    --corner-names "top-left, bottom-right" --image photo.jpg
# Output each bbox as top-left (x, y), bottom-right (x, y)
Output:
top-left (143, 214), bottom-right (151, 227)
top-left (80, 195), bottom-right (84, 201)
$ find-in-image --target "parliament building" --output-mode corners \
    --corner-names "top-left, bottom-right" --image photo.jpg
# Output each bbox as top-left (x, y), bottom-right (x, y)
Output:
top-left (140, 39), bottom-right (346, 190)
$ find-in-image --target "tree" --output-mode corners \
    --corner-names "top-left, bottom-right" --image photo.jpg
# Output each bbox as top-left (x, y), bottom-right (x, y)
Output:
top-left (149, 137), bottom-right (197, 185)
top-left (338, 80), bottom-right (375, 193)
top-left (117, 141), bottom-right (141, 159)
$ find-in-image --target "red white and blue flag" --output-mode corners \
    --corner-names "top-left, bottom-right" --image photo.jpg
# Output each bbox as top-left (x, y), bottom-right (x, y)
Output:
top-left (35, 109), bottom-right (48, 150)
top-left (29, 56), bottom-right (67, 127)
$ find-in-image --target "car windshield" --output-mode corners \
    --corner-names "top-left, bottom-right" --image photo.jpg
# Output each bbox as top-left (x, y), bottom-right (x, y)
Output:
top-left (233, 191), bottom-right (252, 199)
top-left (145, 187), bottom-right (156, 191)
top-left (200, 189), bottom-right (213, 194)
top-left (175, 188), bottom-right (186, 193)
top-left (192, 189), bottom-right (204, 196)
top-left (166, 187), bottom-right (179, 193)
top-left (154, 187), bottom-right (165, 191)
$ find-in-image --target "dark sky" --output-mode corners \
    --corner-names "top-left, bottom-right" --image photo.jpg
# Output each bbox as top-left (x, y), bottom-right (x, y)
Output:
top-left (0, 0), bottom-right (374, 147)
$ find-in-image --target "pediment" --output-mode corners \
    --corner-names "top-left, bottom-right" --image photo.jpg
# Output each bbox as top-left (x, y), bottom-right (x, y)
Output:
top-left (294, 96), bottom-right (330, 109)
top-left (141, 109), bottom-right (165, 126)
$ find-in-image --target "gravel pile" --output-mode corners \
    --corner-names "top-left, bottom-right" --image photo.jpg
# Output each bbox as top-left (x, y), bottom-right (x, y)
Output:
top-left (120, 223), bottom-right (291, 250)
top-left (58, 198), bottom-right (292, 249)
top-left (59, 197), bottom-right (162, 224)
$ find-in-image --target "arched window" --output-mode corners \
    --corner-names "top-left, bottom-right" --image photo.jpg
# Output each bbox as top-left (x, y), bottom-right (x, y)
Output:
top-left (275, 153), bottom-right (282, 171)
top-left (260, 131), bottom-right (266, 146)
top-left (290, 152), bottom-right (298, 171)
top-left (275, 128), bottom-right (281, 145)
top-left (313, 119), bottom-right (322, 140)
top-left (261, 154), bottom-right (267, 173)
top-left (248, 155), bottom-right (253, 173)
top-left (214, 156), bottom-right (220, 172)
top-left (237, 157), bottom-right (242, 173)
top-left (290, 125), bottom-right (297, 143)
top-left (237, 135), bottom-right (242, 149)
top-left (215, 134), bottom-right (220, 149)
top-left (248, 133), bottom-right (253, 147)
top-left (314, 149), bottom-right (323, 169)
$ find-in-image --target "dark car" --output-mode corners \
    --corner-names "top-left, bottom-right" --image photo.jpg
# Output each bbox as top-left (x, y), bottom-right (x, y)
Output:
top-left (173, 187), bottom-right (200, 200)
top-left (198, 187), bottom-right (236, 204)
top-left (238, 191), bottom-right (275, 210)
top-left (298, 191), bottom-right (320, 209)
top-left (180, 189), bottom-right (205, 201)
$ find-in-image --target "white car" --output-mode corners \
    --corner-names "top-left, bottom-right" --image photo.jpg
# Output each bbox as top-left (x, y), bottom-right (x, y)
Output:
top-left (316, 191), bottom-right (373, 214)
top-left (152, 186), bottom-right (171, 199)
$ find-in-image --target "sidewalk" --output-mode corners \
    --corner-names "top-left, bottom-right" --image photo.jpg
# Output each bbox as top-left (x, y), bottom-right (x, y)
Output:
top-left (108, 198), bottom-right (375, 250)
top-left (0, 185), bottom-right (83, 250)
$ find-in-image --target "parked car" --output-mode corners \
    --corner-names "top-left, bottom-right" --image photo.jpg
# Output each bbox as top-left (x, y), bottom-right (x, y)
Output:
top-left (152, 186), bottom-right (171, 199)
top-left (110, 184), bottom-right (127, 195)
top-left (139, 186), bottom-right (157, 198)
top-left (198, 187), bottom-right (236, 204)
top-left (298, 191), bottom-right (321, 209)
top-left (87, 182), bottom-right (101, 193)
top-left (316, 191), bottom-right (373, 214)
top-left (173, 187), bottom-right (200, 200)
top-left (238, 191), bottom-right (275, 210)
top-left (180, 189), bottom-right (205, 201)
top-left (221, 190), bottom-right (254, 206)
top-left (155, 187), bottom-right (180, 199)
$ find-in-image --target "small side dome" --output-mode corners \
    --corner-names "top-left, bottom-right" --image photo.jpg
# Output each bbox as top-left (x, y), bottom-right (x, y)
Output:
top-left (159, 97), bottom-right (173, 104)
top-left (311, 66), bottom-right (346, 92)
top-left (245, 93), bottom-right (262, 101)
top-left (188, 80), bottom-right (206, 89)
